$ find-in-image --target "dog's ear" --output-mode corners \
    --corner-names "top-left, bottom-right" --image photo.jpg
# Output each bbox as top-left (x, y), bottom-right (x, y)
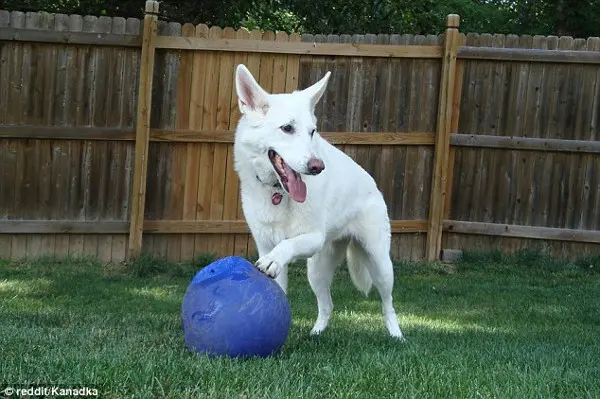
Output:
top-left (235, 64), bottom-right (269, 115)
top-left (302, 71), bottom-right (331, 109)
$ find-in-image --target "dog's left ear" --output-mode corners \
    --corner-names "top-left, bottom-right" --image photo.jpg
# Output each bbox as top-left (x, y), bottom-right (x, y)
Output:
top-left (235, 64), bottom-right (270, 116)
top-left (302, 71), bottom-right (331, 109)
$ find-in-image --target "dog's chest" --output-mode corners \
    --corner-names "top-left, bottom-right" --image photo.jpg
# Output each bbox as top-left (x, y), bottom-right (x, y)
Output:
top-left (241, 188), bottom-right (307, 236)
top-left (244, 193), bottom-right (295, 225)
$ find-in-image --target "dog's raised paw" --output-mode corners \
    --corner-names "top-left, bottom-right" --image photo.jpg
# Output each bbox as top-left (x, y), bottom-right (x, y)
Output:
top-left (255, 255), bottom-right (281, 278)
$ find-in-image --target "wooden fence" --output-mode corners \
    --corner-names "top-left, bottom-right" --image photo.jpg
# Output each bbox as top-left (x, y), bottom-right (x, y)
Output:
top-left (0, 1), bottom-right (599, 262)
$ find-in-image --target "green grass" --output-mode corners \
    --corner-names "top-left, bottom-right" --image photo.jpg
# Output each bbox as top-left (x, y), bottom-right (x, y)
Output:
top-left (0, 250), bottom-right (599, 398)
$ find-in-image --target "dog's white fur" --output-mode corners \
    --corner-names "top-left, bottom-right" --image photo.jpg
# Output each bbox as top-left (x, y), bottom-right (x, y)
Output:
top-left (233, 64), bottom-right (405, 339)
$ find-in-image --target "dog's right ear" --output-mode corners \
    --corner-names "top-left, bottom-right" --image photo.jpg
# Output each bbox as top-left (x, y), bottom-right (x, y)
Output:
top-left (235, 64), bottom-right (269, 116)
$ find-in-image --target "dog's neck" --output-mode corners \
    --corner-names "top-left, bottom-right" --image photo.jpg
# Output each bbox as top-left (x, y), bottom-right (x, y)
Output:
top-left (233, 138), bottom-right (283, 195)
top-left (255, 174), bottom-right (285, 206)
top-left (256, 174), bottom-right (282, 190)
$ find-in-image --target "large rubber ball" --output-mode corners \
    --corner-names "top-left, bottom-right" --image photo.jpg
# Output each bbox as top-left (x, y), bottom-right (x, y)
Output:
top-left (181, 256), bottom-right (292, 358)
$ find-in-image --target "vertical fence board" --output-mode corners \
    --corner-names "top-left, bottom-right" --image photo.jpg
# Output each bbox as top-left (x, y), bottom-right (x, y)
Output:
top-left (378, 35), bottom-right (395, 218)
top-left (180, 23), bottom-right (207, 259)
top-left (52, 14), bottom-right (74, 258)
top-left (152, 22), bottom-right (181, 259)
top-left (194, 26), bottom-right (221, 257)
top-left (221, 28), bottom-right (247, 258)
top-left (210, 27), bottom-right (237, 257)
top-left (0, 138), bottom-right (8, 257)
top-left (343, 34), bottom-right (365, 169)
top-left (128, 1), bottom-right (158, 258)
top-left (65, 14), bottom-right (85, 257)
top-left (426, 15), bottom-right (459, 260)
top-left (8, 12), bottom-right (27, 258)
top-left (105, 17), bottom-right (127, 262)
top-left (21, 13), bottom-right (41, 257)
top-left (231, 29), bottom-right (252, 258)
top-left (0, 10), bottom-right (9, 256)
top-left (170, 23), bottom-right (196, 261)
top-left (234, 28), bottom-right (264, 258)
top-left (579, 38), bottom-right (600, 230)
top-left (92, 16), bottom-right (114, 262)
top-left (80, 16), bottom-right (100, 257)
top-left (442, 32), bottom-right (466, 233)
top-left (392, 34), bottom-right (414, 259)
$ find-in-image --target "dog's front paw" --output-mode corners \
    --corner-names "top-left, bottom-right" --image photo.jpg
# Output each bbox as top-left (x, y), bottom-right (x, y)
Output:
top-left (255, 254), bottom-right (282, 278)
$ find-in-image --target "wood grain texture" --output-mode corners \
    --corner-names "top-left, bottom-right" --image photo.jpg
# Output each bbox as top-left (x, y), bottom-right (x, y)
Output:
top-left (229, 28), bottom-right (251, 258)
top-left (0, 27), bottom-right (141, 47)
top-left (1, 12), bottom-right (600, 262)
top-left (209, 26), bottom-right (237, 256)
top-left (127, 6), bottom-right (158, 258)
top-left (451, 134), bottom-right (600, 153)
top-left (191, 25), bottom-right (221, 257)
top-left (0, 126), bottom-right (436, 145)
top-left (0, 219), bottom-right (426, 234)
top-left (0, 8), bottom-right (10, 225)
top-left (1, 220), bottom-right (129, 233)
top-left (154, 36), bottom-right (442, 58)
top-left (7, 11), bottom-right (28, 258)
top-left (426, 17), bottom-right (460, 260)
top-left (458, 45), bottom-right (600, 64)
top-left (444, 220), bottom-right (600, 244)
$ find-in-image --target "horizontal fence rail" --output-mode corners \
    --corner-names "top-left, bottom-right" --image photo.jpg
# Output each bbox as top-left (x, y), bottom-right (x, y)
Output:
top-left (451, 134), bottom-right (600, 154)
top-left (0, 126), bottom-right (436, 145)
top-left (0, 27), bottom-right (142, 47)
top-left (444, 221), bottom-right (600, 244)
top-left (153, 36), bottom-right (443, 58)
top-left (5, 219), bottom-right (597, 244)
top-left (0, 220), bottom-right (428, 234)
top-left (458, 45), bottom-right (600, 64)
top-left (4, 127), bottom-right (599, 152)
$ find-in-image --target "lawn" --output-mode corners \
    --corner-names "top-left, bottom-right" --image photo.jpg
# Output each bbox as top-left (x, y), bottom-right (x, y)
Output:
top-left (0, 251), bottom-right (599, 399)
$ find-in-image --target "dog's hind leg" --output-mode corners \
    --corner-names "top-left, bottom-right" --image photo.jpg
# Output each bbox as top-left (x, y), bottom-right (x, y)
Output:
top-left (366, 249), bottom-right (405, 340)
top-left (355, 227), bottom-right (405, 340)
top-left (307, 240), bottom-right (347, 335)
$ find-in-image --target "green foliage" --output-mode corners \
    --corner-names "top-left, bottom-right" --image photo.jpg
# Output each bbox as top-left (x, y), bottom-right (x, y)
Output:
top-left (4, 0), bottom-right (600, 37)
top-left (242, 7), bottom-right (304, 33)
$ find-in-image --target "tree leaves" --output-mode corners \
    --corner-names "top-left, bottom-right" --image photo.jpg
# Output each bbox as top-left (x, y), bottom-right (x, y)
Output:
top-left (3, 0), bottom-right (600, 37)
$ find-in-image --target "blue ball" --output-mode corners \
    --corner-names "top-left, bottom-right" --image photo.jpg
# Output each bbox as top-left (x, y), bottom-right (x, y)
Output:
top-left (181, 256), bottom-right (291, 358)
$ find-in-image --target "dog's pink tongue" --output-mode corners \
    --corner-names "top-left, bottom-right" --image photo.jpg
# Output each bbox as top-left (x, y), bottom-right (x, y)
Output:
top-left (283, 164), bottom-right (306, 203)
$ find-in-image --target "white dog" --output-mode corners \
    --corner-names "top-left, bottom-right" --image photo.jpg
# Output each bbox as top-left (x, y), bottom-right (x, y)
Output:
top-left (232, 64), bottom-right (405, 340)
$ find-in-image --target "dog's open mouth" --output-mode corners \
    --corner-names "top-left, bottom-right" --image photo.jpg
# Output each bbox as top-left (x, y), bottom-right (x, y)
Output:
top-left (268, 149), bottom-right (307, 203)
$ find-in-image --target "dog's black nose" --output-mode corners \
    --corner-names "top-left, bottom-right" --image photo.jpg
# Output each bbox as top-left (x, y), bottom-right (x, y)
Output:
top-left (307, 158), bottom-right (325, 175)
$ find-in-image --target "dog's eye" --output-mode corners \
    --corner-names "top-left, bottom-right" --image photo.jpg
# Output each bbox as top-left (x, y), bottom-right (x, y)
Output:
top-left (280, 124), bottom-right (294, 134)
top-left (310, 129), bottom-right (316, 137)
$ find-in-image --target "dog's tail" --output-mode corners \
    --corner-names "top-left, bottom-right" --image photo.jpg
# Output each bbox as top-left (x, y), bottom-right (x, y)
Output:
top-left (346, 239), bottom-right (373, 296)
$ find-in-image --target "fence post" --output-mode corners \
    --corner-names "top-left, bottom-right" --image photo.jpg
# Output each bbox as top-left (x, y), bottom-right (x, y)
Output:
top-left (425, 14), bottom-right (460, 261)
top-left (128, 0), bottom-right (159, 259)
